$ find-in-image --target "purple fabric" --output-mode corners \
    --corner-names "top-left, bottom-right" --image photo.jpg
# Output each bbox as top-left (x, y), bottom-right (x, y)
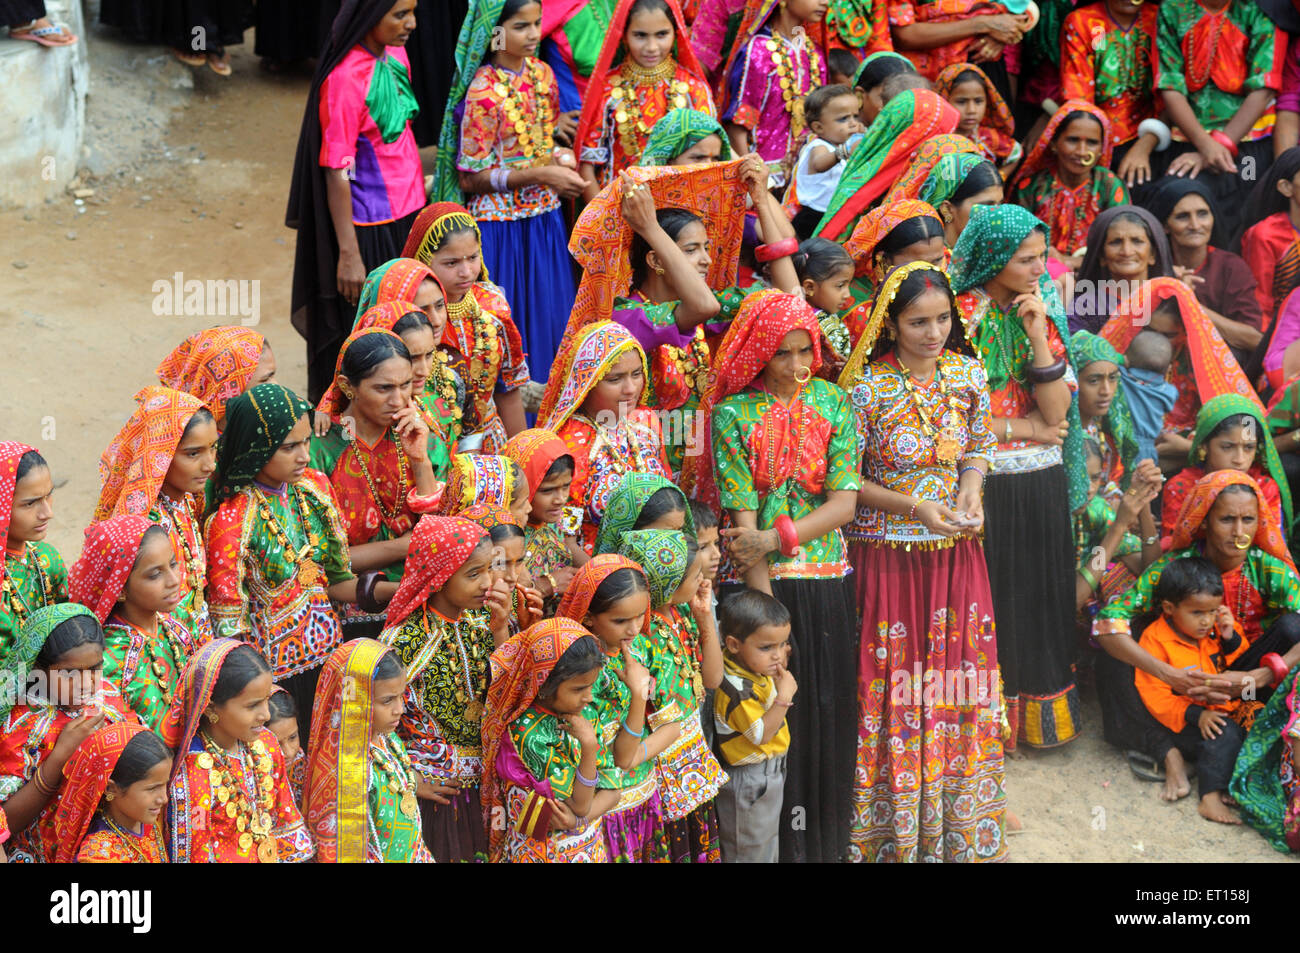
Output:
top-left (601, 789), bottom-right (665, 861)
top-left (1266, 287), bottom-right (1300, 376)
top-left (495, 732), bottom-right (555, 798)
top-left (612, 305), bottom-right (695, 353)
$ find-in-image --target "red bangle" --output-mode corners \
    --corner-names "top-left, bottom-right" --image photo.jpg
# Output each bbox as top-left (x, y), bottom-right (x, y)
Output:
top-left (755, 236), bottom-right (799, 263)
top-left (774, 515), bottom-right (798, 557)
top-left (1262, 652), bottom-right (1290, 687)
top-left (1208, 130), bottom-right (1239, 158)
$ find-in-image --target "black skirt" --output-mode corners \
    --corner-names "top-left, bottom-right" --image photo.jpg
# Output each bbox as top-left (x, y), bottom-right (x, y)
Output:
top-left (0, 0), bottom-right (46, 25)
top-left (253, 0), bottom-right (338, 61)
top-left (405, 0), bottom-right (468, 148)
top-left (983, 463), bottom-right (1081, 749)
top-left (721, 574), bottom-right (859, 863)
top-left (419, 786), bottom-right (488, 862)
top-left (278, 662), bottom-right (323, 744)
top-left (100, 0), bottom-right (252, 50)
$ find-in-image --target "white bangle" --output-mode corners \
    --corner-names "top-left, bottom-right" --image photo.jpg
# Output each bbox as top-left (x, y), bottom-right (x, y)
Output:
top-left (1137, 118), bottom-right (1171, 152)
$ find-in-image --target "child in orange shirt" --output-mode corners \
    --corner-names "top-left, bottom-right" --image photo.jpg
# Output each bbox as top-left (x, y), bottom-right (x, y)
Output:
top-left (1134, 556), bottom-right (1247, 826)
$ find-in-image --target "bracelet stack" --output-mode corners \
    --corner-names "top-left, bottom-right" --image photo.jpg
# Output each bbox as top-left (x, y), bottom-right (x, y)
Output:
top-left (1025, 358), bottom-right (1067, 384)
top-left (1262, 652), bottom-right (1290, 686)
top-left (774, 514), bottom-right (799, 557)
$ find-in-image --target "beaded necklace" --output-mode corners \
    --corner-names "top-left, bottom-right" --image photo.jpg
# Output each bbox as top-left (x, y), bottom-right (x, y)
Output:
top-left (415, 605), bottom-right (489, 724)
top-left (757, 382), bottom-right (808, 493)
top-left (112, 615), bottom-right (189, 709)
top-left (1186, 9), bottom-right (1228, 90)
top-left (197, 733), bottom-right (279, 863)
top-left (251, 485), bottom-right (325, 589)
top-left (371, 733), bottom-right (420, 822)
top-left (96, 810), bottom-right (166, 863)
top-left (654, 605), bottom-right (705, 704)
top-left (1, 543), bottom-right (53, 632)
top-left (894, 354), bottom-right (965, 466)
top-left (444, 292), bottom-right (501, 409)
top-left (159, 493), bottom-right (204, 588)
top-left (574, 412), bottom-right (650, 477)
top-left (610, 59), bottom-right (691, 159)
top-left (766, 30), bottom-right (819, 138)
top-left (427, 349), bottom-right (464, 434)
top-left (490, 57), bottom-right (555, 165)
top-left (349, 426), bottom-right (410, 524)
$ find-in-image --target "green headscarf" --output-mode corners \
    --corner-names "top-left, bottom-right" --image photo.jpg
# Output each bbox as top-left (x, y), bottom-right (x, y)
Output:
top-left (919, 152), bottom-right (984, 209)
top-left (638, 109), bottom-right (733, 167)
top-left (949, 204), bottom-right (1071, 395)
top-left (0, 603), bottom-right (99, 721)
top-left (617, 529), bottom-right (689, 608)
top-left (1229, 664), bottom-right (1300, 850)
top-left (1189, 394), bottom-right (1293, 529)
top-left (210, 383), bottom-right (314, 505)
top-left (1065, 331), bottom-right (1140, 514)
top-left (850, 49), bottom-right (913, 88)
top-left (594, 474), bottom-right (696, 556)
top-left (432, 0), bottom-right (507, 203)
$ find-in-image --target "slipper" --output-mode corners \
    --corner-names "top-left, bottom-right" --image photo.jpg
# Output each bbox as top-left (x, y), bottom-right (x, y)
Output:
top-left (206, 52), bottom-right (232, 76)
top-left (172, 47), bottom-right (205, 67)
top-left (11, 21), bottom-right (77, 47)
top-left (1126, 750), bottom-right (1166, 783)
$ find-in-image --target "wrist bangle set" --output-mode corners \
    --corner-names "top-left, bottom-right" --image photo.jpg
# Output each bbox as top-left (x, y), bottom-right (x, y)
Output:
top-left (774, 514), bottom-right (799, 557)
top-left (489, 168), bottom-right (512, 192)
top-left (1262, 652), bottom-right (1290, 686)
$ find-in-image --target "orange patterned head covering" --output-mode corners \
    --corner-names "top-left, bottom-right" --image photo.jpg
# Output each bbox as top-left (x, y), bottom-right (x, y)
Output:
top-left (480, 617), bottom-right (597, 861)
top-left (1099, 277), bottom-right (1261, 414)
top-left (538, 321), bottom-right (651, 431)
top-left (354, 258), bottom-right (438, 320)
top-left (566, 161), bottom-right (747, 340)
top-left (94, 386), bottom-right (209, 521)
top-left (1169, 470), bottom-right (1295, 570)
top-left (302, 637), bottom-right (396, 863)
top-left (69, 516), bottom-right (157, 624)
top-left (441, 454), bottom-right (521, 514)
top-left (843, 199), bottom-right (947, 282)
top-left (684, 290), bottom-right (822, 508)
top-left (557, 554), bottom-right (650, 634)
top-left (0, 441), bottom-right (38, 591)
top-left (934, 62), bottom-right (1015, 139)
top-left (353, 300), bottom-right (429, 336)
top-left (384, 515), bottom-right (489, 628)
top-left (881, 134), bottom-right (981, 206)
top-left (156, 327), bottom-right (265, 431)
top-left (315, 327), bottom-right (410, 418)
top-left (401, 202), bottom-right (488, 282)
top-left (459, 502), bottom-right (520, 533)
top-left (503, 428), bottom-right (573, 500)
top-left (1010, 100), bottom-right (1114, 194)
top-left (52, 722), bottom-right (160, 863)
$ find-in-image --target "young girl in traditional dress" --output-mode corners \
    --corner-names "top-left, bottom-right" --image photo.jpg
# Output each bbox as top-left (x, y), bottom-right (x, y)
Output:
top-left (155, 327), bottom-right (276, 431)
top-left (94, 387), bottom-right (217, 643)
top-left (461, 503), bottom-right (546, 636)
top-left (379, 515), bottom-right (508, 861)
top-left (0, 604), bottom-right (136, 862)
top-left (402, 203), bottom-right (532, 443)
top-left (835, 262), bottom-right (1008, 862)
top-left (303, 638), bottom-right (434, 863)
top-left (539, 322), bottom-right (674, 551)
top-left (206, 383), bottom-right (388, 739)
top-left (577, 0), bottom-right (715, 199)
top-left (267, 687), bottom-right (304, 810)
top-left (441, 453), bottom-right (532, 524)
top-left (1009, 102), bottom-right (1129, 267)
top-left (918, 154), bottom-right (1005, 248)
top-left (593, 472), bottom-right (695, 556)
top-left (504, 428), bottom-right (582, 610)
top-left (688, 289), bottom-right (861, 863)
top-left (70, 518), bottom-right (202, 735)
top-left (934, 63), bottom-right (1022, 173)
top-left (618, 529), bottom-right (727, 862)
top-left (558, 555), bottom-right (677, 861)
top-left (794, 236), bottom-right (857, 371)
top-left (482, 618), bottom-right (612, 862)
top-left (433, 0), bottom-right (584, 383)
top-left (638, 107), bottom-right (733, 166)
top-left (0, 444), bottom-right (66, 665)
top-left (719, 0), bottom-right (828, 188)
top-left (53, 724), bottom-right (172, 863)
top-left (164, 639), bottom-right (314, 863)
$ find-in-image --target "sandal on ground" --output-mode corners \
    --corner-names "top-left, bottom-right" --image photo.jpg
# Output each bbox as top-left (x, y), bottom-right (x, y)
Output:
top-left (1126, 750), bottom-right (1166, 783)
top-left (172, 47), bottom-right (205, 67)
top-left (206, 51), bottom-right (232, 76)
top-left (10, 18), bottom-right (77, 47)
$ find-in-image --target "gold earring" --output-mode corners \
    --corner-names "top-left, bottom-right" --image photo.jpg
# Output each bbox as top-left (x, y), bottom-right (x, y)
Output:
top-left (105, 791), bottom-right (115, 802)
top-left (341, 387), bottom-right (354, 400)
top-left (653, 264), bottom-right (665, 276)
top-left (939, 205), bottom-right (953, 225)
top-left (1196, 445), bottom-right (1207, 462)
top-left (206, 709), bottom-right (219, 725)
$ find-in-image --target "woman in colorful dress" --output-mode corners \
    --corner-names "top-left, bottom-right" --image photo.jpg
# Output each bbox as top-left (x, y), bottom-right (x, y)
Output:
top-left (156, 326), bottom-right (276, 431)
top-left (539, 321), bottom-right (674, 553)
top-left (94, 386), bottom-right (217, 643)
top-left (379, 515), bottom-right (507, 861)
top-left (205, 383), bottom-right (379, 739)
top-left (163, 639), bottom-right (315, 863)
top-left (302, 638), bottom-right (433, 863)
top-left (887, 0), bottom-right (1030, 83)
top-left (1096, 472), bottom-right (1300, 800)
top-left (717, 0), bottom-right (827, 189)
top-left (481, 618), bottom-right (612, 862)
top-left (934, 62), bottom-right (1021, 172)
top-left (576, 0), bottom-right (715, 198)
top-left (916, 153), bottom-right (1005, 248)
top-left (504, 428), bottom-right (583, 611)
top-left (1066, 206), bottom-right (1175, 336)
top-left (432, 0), bottom-right (584, 384)
top-left (639, 107), bottom-right (733, 166)
top-left (1160, 395), bottom-right (1292, 541)
top-left (52, 723), bottom-right (171, 863)
top-left (1009, 101), bottom-right (1129, 267)
top-left (402, 202), bottom-right (532, 444)
top-left (689, 289), bottom-right (861, 863)
top-left (69, 517), bottom-right (202, 735)
top-left (0, 604), bottom-right (138, 863)
top-left (950, 204), bottom-right (1080, 750)
top-left (311, 328), bottom-right (449, 638)
top-left (618, 529), bottom-right (727, 863)
top-left (1065, 330), bottom-right (1143, 511)
top-left (558, 555), bottom-right (676, 861)
top-left (286, 0), bottom-right (425, 401)
top-left (0, 443), bottom-right (65, 666)
top-left (836, 261), bottom-right (1007, 862)
top-left (1240, 149), bottom-right (1300, 333)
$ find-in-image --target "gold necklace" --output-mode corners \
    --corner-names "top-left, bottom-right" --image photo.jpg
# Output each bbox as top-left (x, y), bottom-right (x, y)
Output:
top-left (372, 735), bottom-right (420, 820)
top-left (97, 810), bottom-right (165, 863)
top-left (2, 543), bottom-right (52, 632)
top-left (610, 63), bottom-right (692, 161)
top-left (251, 485), bottom-right (324, 589)
top-left (197, 733), bottom-right (279, 863)
top-left (492, 57), bottom-right (554, 164)
top-left (350, 427), bottom-right (410, 524)
top-left (766, 32), bottom-right (817, 138)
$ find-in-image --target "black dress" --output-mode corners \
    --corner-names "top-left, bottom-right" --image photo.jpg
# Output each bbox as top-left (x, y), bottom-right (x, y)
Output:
top-left (100, 0), bottom-right (253, 51)
top-left (253, 0), bottom-right (339, 62)
top-left (405, 0), bottom-right (468, 147)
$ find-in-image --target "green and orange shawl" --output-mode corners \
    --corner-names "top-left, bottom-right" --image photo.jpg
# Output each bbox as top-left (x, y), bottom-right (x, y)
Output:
top-left (934, 62), bottom-right (1019, 165)
top-left (881, 133), bottom-right (980, 205)
top-left (815, 89), bottom-right (960, 243)
top-left (1065, 331), bottom-right (1140, 515)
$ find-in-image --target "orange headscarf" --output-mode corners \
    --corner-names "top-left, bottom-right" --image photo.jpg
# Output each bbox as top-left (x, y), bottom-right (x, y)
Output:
top-left (880, 134), bottom-right (981, 205)
top-left (52, 722), bottom-right (159, 863)
top-left (156, 327), bottom-right (265, 431)
top-left (843, 199), bottom-right (946, 282)
top-left (1010, 99), bottom-right (1114, 195)
top-left (934, 62), bottom-right (1016, 154)
top-left (315, 327), bottom-right (410, 418)
top-left (1169, 470), bottom-right (1295, 571)
top-left (557, 554), bottom-right (651, 634)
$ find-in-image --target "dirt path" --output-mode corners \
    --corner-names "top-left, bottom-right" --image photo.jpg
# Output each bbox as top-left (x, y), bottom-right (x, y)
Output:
top-left (0, 26), bottom-right (1291, 864)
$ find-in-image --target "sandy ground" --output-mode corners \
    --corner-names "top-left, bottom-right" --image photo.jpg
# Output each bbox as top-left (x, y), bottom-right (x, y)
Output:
top-left (0, 25), bottom-right (1292, 864)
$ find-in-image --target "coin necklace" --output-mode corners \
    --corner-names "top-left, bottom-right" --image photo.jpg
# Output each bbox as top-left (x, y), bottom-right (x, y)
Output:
top-left (197, 733), bottom-right (279, 863)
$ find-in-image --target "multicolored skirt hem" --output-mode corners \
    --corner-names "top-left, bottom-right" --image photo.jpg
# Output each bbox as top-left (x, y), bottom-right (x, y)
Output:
top-left (654, 708), bottom-right (728, 820)
top-left (600, 778), bottom-right (670, 863)
top-left (502, 783), bottom-right (609, 863)
top-left (661, 799), bottom-right (722, 863)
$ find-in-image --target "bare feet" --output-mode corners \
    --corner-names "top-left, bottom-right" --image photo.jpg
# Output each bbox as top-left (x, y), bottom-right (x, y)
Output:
top-left (1005, 809), bottom-right (1023, 832)
top-left (1159, 749), bottom-right (1191, 802)
top-left (1198, 791), bottom-right (1242, 825)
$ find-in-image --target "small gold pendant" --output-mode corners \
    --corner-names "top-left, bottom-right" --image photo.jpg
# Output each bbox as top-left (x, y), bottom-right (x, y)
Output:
top-left (297, 558), bottom-right (323, 589)
top-left (238, 832), bottom-right (254, 852)
top-left (463, 698), bottom-right (484, 723)
top-left (257, 838), bottom-right (279, 864)
top-left (400, 790), bottom-right (419, 819)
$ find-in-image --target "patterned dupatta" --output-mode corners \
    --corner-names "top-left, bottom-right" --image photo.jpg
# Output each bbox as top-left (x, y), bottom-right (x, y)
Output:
top-left (593, 473), bottom-right (696, 555)
top-left (156, 328), bottom-right (265, 431)
top-left (843, 199), bottom-right (947, 285)
top-left (638, 108), bottom-right (733, 166)
top-left (881, 134), bottom-right (981, 205)
top-left (503, 428), bottom-right (572, 500)
top-left (0, 441), bottom-right (37, 593)
top-left (316, 327), bottom-right (408, 418)
top-left (1168, 470), bottom-right (1295, 572)
top-left (481, 618), bottom-right (594, 861)
top-left (1188, 394), bottom-right (1293, 530)
top-left (95, 386), bottom-right (208, 521)
top-left (1064, 331), bottom-right (1141, 514)
top-left (538, 321), bottom-right (652, 431)
top-left (209, 384), bottom-right (314, 507)
top-left (919, 151), bottom-right (986, 209)
top-left (401, 202), bottom-right (490, 283)
top-left (68, 516), bottom-right (154, 624)
top-left (159, 638), bottom-right (243, 770)
top-left (354, 258), bottom-right (437, 320)
top-left (441, 454), bottom-right (520, 514)
top-left (815, 89), bottom-right (960, 243)
top-left (565, 161), bottom-right (747, 340)
top-left (934, 62), bottom-right (1017, 162)
top-left (616, 528), bottom-right (690, 608)
top-left (52, 722), bottom-right (156, 863)
top-left (383, 515), bottom-right (488, 628)
top-left (557, 554), bottom-right (651, 631)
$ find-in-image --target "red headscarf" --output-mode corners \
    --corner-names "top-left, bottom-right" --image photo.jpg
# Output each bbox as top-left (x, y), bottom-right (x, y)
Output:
top-left (0, 441), bottom-right (37, 592)
top-left (934, 62), bottom-right (1015, 151)
top-left (401, 202), bottom-right (488, 282)
top-left (94, 386), bottom-right (208, 521)
top-left (384, 515), bottom-right (488, 628)
top-left (156, 327), bottom-right (265, 431)
top-left (557, 554), bottom-right (651, 634)
top-left (684, 289), bottom-right (822, 508)
top-left (52, 721), bottom-right (158, 863)
top-left (69, 516), bottom-right (156, 624)
top-left (1169, 470), bottom-right (1295, 571)
top-left (1010, 100), bottom-right (1114, 195)
top-left (353, 258), bottom-right (439, 324)
top-left (480, 617), bottom-right (595, 862)
top-left (572, 0), bottom-right (711, 164)
top-left (503, 428), bottom-right (572, 500)
top-left (315, 327), bottom-right (410, 418)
